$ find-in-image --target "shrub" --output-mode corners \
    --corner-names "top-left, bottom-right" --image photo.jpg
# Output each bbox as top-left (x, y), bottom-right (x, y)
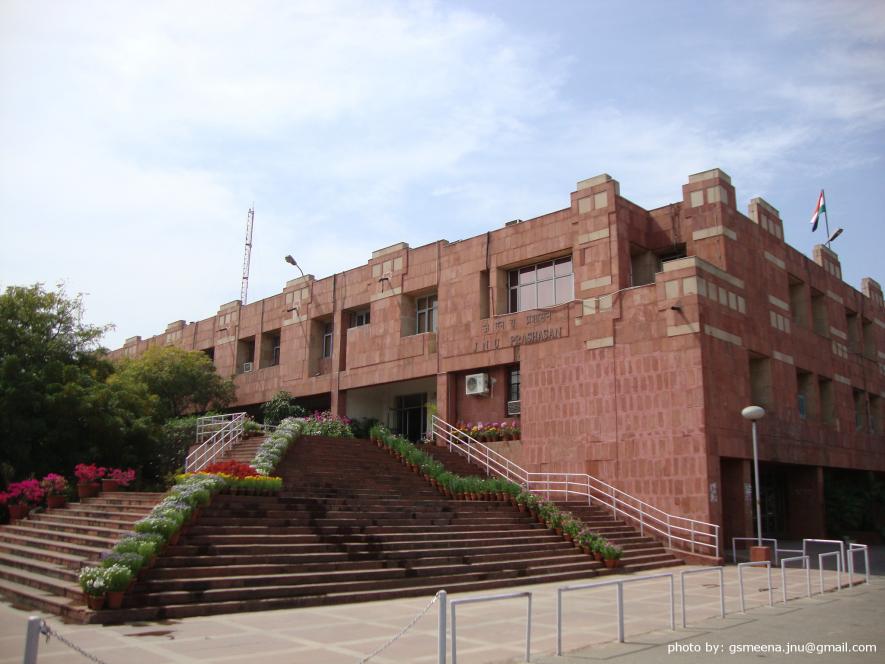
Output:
top-left (106, 468), bottom-right (136, 486)
top-left (101, 551), bottom-right (144, 573)
top-left (78, 567), bottom-right (108, 596)
top-left (301, 411), bottom-right (354, 438)
top-left (133, 516), bottom-right (179, 539)
top-left (40, 473), bottom-right (69, 496)
top-left (262, 391), bottom-right (307, 425)
top-left (103, 563), bottom-right (133, 592)
top-left (74, 464), bottom-right (105, 483)
top-left (0, 479), bottom-right (44, 506)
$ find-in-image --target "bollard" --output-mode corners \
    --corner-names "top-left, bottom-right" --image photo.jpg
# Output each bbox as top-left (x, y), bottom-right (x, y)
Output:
top-left (438, 590), bottom-right (446, 664)
top-left (23, 616), bottom-right (42, 664)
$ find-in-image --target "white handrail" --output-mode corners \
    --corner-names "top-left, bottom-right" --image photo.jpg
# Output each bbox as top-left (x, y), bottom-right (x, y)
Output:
top-left (432, 415), bottom-right (720, 558)
top-left (186, 412), bottom-right (246, 472)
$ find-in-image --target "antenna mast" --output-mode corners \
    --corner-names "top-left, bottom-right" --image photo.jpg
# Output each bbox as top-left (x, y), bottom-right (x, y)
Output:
top-left (240, 206), bottom-right (254, 304)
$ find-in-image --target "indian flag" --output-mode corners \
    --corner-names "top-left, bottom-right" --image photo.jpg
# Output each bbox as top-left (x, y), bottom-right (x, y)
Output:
top-left (810, 190), bottom-right (826, 231)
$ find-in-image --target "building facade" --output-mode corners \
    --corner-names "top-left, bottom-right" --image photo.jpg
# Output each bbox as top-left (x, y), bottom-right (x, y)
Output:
top-left (111, 168), bottom-right (885, 546)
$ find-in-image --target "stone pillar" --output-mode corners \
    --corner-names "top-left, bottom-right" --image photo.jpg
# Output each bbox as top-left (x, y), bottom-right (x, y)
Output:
top-left (331, 389), bottom-right (347, 419)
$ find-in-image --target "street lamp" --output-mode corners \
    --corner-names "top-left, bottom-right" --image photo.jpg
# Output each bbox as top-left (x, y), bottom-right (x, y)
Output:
top-left (741, 405), bottom-right (766, 547)
top-left (284, 255), bottom-right (304, 278)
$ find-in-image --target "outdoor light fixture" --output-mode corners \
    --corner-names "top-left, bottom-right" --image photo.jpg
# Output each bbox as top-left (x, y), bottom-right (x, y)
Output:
top-left (741, 405), bottom-right (766, 547)
top-left (828, 228), bottom-right (844, 243)
top-left (284, 255), bottom-right (305, 279)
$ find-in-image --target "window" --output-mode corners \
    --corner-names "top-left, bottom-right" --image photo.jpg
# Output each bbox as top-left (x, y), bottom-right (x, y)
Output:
top-left (748, 355), bottom-right (772, 409)
top-left (862, 318), bottom-right (875, 358)
top-left (853, 389), bottom-right (867, 432)
top-left (796, 369), bottom-right (814, 420)
top-left (509, 367), bottom-right (521, 402)
top-left (788, 275), bottom-right (808, 326)
top-left (846, 310), bottom-right (860, 353)
top-left (416, 294), bottom-right (438, 333)
top-left (508, 256), bottom-right (573, 313)
top-left (870, 395), bottom-right (882, 433)
top-left (236, 336), bottom-right (255, 373)
top-left (322, 322), bottom-right (333, 358)
top-left (811, 288), bottom-right (828, 336)
top-left (819, 377), bottom-right (835, 425)
top-left (260, 329), bottom-right (281, 368)
top-left (349, 309), bottom-right (370, 328)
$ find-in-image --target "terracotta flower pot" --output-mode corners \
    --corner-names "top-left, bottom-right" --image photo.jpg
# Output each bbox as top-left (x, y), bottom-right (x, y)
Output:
top-left (46, 495), bottom-right (67, 509)
top-left (77, 483), bottom-right (97, 499)
top-left (85, 593), bottom-right (106, 611)
top-left (106, 590), bottom-right (125, 609)
top-left (604, 558), bottom-right (619, 569)
top-left (518, 504), bottom-right (526, 512)
top-left (8, 503), bottom-right (29, 521)
top-left (594, 552), bottom-right (603, 561)
top-left (101, 479), bottom-right (121, 493)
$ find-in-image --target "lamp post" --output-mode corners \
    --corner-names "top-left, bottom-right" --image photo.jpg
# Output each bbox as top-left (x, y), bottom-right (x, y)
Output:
top-left (741, 405), bottom-right (766, 549)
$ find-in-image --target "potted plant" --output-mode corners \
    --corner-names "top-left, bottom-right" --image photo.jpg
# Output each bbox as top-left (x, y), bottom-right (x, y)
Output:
top-left (74, 464), bottom-right (105, 498)
top-left (102, 564), bottom-right (133, 609)
top-left (103, 468), bottom-right (136, 492)
top-left (591, 536), bottom-right (606, 561)
top-left (561, 515), bottom-right (581, 542)
top-left (602, 541), bottom-right (623, 568)
top-left (0, 480), bottom-right (44, 521)
top-left (78, 567), bottom-right (108, 610)
top-left (40, 473), bottom-right (69, 509)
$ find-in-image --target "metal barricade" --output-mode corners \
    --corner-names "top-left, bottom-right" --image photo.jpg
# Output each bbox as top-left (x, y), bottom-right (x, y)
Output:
top-left (737, 561), bottom-right (773, 613)
top-left (680, 567), bottom-right (725, 628)
top-left (848, 543), bottom-right (870, 587)
top-left (803, 538), bottom-right (846, 570)
top-left (450, 591), bottom-right (532, 664)
top-left (779, 555), bottom-right (811, 604)
top-left (556, 572), bottom-right (675, 654)
top-left (819, 551), bottom-right (842, 594)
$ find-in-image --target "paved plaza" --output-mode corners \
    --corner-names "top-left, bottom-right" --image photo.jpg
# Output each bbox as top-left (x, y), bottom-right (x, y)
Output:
top-left (1, 553), bottom-right (883, 664)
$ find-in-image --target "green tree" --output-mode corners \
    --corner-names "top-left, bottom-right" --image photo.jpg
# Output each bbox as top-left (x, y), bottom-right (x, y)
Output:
top-left (111, 346), bottom-right (235, 422)
top-left (261, 390), bottom-right (307, 425)
top-left (0, 284), bottom-right (159, 483)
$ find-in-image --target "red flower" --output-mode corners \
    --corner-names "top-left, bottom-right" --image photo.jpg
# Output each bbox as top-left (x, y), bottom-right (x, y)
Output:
top-left (74, 464), bottom-right (106, 483)
top-left (202, 460), bottom-right (257, 479)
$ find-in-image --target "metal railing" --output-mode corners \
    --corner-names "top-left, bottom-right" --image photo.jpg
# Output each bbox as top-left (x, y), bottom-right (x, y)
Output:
top-left (731, 537), bottom-right (779, 563)
top-left (680, 567), bottom-right (725, 627)
top-left (450, 591), bottom-right (532, 664)
top-left (432, 415), bottom-right (720, 558)
top-left (819, 551), bottom-right (843, 594)
top-left (186, 412), bottom-right (246, 472)
top-left (780, 555), bottom-right (811, 603)
top-left (848, 543), bottom-right (870, 586)
top-left (737, 561), bottom-right (773, 613)
top-left (556, 573), bottom-right (675, 653)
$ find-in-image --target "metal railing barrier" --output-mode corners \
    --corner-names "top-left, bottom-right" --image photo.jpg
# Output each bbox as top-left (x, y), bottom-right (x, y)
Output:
top-left (556, 572), bottom-right (675, 654)
top-left (803, 538), bottom-right (846, 570)
top-left (358, 590), bottom-right (444, 664)
top-left (186, 412), bottom-right (246, 472)
top-left (450, 591), bottom-right (532, 664)
top-left (731, 537), bottom-right (779, 564)
top-left (779, 555), bottom-right (811, 604)
top-left (848, 543), bottom-right (870, 587)
top-left (737, 561), bottom-right (773, 613)
top-left (680, 567), bottom-right (725, 628)
top-left (819, 551), bottom-right (842, 594)
top-left (432, 415), bottom-right (720, 558)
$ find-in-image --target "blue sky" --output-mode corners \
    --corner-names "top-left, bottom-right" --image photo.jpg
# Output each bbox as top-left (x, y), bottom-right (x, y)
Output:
top-left (2, 0), bottom-right (883, 349)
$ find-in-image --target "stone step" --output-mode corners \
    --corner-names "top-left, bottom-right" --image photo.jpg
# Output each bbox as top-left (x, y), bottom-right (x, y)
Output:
top-left (30, 513), bottom-right (141, 532)
top-left (0, 578), bottom-right (88, 623)
top-left (0, 562), bottom-right (82, 601)
top-left (2, 524), bottom-right (120, 549)
top-left (0, 552), bottom-right (79, 583)
top-left (0, 532), bottom-right (109, 560)
top-left (0, 541), bottom-right (94, 569)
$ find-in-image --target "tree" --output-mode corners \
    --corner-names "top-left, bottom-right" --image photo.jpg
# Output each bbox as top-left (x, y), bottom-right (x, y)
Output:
top-left (0, 284), bottom-right (158, 483)
top-left (261, 390), bottom-right (307, 425)
top-left (111, 346), bottom-right (235, 421)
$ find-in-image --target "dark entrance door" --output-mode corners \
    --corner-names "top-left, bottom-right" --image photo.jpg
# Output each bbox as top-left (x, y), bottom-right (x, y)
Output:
top-left (395, 393), bottom-right (427, 442)
top-left (759, 464), bottom-right (789, 539)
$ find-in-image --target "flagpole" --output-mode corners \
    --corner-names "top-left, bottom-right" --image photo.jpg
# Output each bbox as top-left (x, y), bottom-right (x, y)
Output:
top-left (823, 189), bottom-right (832, 248)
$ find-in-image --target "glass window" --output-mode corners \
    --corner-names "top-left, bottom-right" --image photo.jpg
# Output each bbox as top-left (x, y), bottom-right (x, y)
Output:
top-left (509, 368), bottom-right (520, 402)
top-left (349, 309), bottom-right (370, 327)
top-left (507, 256), bottom-right (574, 313)
top-left (322, 322), bottom-right (333, 358)
top-left (416, 294), bottom-right (438, 333)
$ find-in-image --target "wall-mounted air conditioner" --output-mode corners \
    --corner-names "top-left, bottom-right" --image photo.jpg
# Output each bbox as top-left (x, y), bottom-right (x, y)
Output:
top-left (242, 362), bottom-right (253, 373)
top-left (465, 373), bottom-right (490, 395)
top-left (507, 400), bottom-right (521, 416)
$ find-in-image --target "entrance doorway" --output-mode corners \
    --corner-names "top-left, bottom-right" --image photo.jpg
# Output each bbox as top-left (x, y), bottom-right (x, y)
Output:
top-left (395, 393), bottom-right (427, 442)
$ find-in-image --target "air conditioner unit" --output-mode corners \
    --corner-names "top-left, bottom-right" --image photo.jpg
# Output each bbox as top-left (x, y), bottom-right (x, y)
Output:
top-left (507, 400), bottom-right (521, 416)
top-left (465, 373), bottom-right (490, 396)
top-left (242, 361), bottom-right (253, 373)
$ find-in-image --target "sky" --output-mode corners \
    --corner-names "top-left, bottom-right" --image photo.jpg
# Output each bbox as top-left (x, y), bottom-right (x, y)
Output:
top-left (1, 0), bottom-right (884, 349)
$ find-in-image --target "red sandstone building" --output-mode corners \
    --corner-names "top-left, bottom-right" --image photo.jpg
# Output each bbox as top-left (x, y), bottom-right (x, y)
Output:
top-left (111, 168), bottom-right (885, 547)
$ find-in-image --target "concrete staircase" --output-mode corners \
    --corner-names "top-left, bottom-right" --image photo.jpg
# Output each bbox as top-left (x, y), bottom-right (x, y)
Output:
top-left (0, 493), bottom-right (164, 621)
top-left (221, 435), bottom-right (264, 464)
top-left (101, 437), bottom-right (610, 621)
top-left (429, 442), bottom-right (683, 572)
